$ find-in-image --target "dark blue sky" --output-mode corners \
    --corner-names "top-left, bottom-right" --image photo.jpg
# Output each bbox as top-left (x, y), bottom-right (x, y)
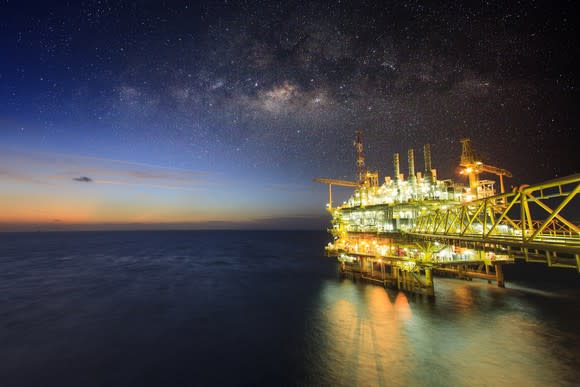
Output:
top-left (1, 0), bottom-right (578, 229)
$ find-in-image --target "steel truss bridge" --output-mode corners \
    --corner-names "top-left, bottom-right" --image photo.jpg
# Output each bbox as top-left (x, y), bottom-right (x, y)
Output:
top-left (404, 174), bottom-right (580, 271)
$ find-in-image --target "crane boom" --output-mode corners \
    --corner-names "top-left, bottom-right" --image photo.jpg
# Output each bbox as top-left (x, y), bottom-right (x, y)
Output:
top-left (479, 163), bottom-right (512, 177)
top-left (313, 178), bottom-right (358, 210)
top-left (459, 138), bottom-right (513, 195)
top-left (313, 178), bottom-right (358, 187)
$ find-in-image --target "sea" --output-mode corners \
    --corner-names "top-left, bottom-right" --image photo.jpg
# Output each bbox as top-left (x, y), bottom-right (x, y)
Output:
top-left (0, 230), bottom-right (579, 386)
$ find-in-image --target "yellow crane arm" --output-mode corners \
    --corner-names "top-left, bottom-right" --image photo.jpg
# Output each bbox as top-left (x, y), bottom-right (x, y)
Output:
top-left (479, 164), bottom-right (513, 177)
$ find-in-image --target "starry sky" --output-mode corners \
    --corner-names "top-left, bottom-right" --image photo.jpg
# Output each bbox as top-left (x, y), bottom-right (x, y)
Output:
top-left (0, 0), bottom-right (578, 230)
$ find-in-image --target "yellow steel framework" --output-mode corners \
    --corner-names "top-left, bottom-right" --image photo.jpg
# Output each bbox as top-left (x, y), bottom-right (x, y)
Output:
top-left (406, 173), bottom-right (580, 269)
top-left (460, 138), bottom-right (513, 195)
top-left (316, 133), bottom-right (579, 295)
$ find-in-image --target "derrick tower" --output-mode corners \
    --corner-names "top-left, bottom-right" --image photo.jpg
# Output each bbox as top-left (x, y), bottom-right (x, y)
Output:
top-left (354, 131), bottom-right (366, 186)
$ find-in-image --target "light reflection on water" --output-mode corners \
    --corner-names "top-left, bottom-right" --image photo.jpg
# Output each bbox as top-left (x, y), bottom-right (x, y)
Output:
top-left (0, 231), bottom-right (578, 386)
top-left (309, 278), bottom-right (579, 386)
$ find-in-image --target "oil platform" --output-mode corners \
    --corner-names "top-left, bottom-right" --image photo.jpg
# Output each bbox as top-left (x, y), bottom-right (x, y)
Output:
top-left (315, 133), bottom-right (580, 296)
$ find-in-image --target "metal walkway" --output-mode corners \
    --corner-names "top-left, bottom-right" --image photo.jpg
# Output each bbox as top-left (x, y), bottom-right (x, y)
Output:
top-left (405, 174), bottom-right (580, 270)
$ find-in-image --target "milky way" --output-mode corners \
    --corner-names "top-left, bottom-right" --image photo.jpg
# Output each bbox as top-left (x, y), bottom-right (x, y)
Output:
top-left (1, 1), bottom-right (578, 227)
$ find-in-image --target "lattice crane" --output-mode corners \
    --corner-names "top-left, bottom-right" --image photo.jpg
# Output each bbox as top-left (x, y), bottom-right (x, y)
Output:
top-left (354, 131), bottom-right (367, 186)
top-left (460, 138), bottom-right (513, 196)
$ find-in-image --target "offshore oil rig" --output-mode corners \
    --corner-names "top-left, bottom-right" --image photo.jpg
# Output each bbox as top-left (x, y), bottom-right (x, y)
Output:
top-left (315, 133), bottom-right (579, 296)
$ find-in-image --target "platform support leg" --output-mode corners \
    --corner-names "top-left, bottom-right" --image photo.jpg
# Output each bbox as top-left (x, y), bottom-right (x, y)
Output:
top-left (495, 264), bottom-right (505, 288)
top-left (485, 264), bottom-right (491, 284)
top-left (425, 267), bottom-right (435, 296)
top-left (425, 268), bottom-right (433, 287)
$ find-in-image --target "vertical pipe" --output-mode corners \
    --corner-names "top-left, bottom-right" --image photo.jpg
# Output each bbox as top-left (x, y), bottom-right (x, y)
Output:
top-left (408, 149), bottom-right (415, 180)
top-left (423, 144), bottom-right (432, 183)
top-left (393, 153), bottom-right (400, 185)
top-left (408, 149), bottom-right (416, 199)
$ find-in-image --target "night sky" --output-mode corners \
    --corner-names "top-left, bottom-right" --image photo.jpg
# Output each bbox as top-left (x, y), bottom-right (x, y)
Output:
top-left (1, 0), bottom-right (578, 230)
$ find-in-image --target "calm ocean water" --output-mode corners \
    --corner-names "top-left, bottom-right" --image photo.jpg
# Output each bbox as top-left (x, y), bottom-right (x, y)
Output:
top-left (0, 230), bottom-right (579, 386)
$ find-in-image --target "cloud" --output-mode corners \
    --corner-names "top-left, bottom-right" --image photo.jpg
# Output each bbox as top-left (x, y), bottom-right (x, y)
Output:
top-left (73, 176), bottom-right (93, 183)
top-left (0, 146), bottom-right (247, 193)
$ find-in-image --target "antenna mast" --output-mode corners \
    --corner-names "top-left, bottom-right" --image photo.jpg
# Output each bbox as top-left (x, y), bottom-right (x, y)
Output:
top-left (354, 131), bottom-right (366, 186)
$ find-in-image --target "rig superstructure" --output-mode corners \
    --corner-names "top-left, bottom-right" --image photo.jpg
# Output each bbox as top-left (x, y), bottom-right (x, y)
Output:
top-left (315, 133), bottom-right (580, 296)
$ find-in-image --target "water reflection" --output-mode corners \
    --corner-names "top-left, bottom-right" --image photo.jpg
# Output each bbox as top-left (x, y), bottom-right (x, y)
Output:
top-left (314, 281), bottom-right (412, 385)
top-left (0, 231), bottom-right (578, 386)
top-left (309, 278), bottom-right (580, 386)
